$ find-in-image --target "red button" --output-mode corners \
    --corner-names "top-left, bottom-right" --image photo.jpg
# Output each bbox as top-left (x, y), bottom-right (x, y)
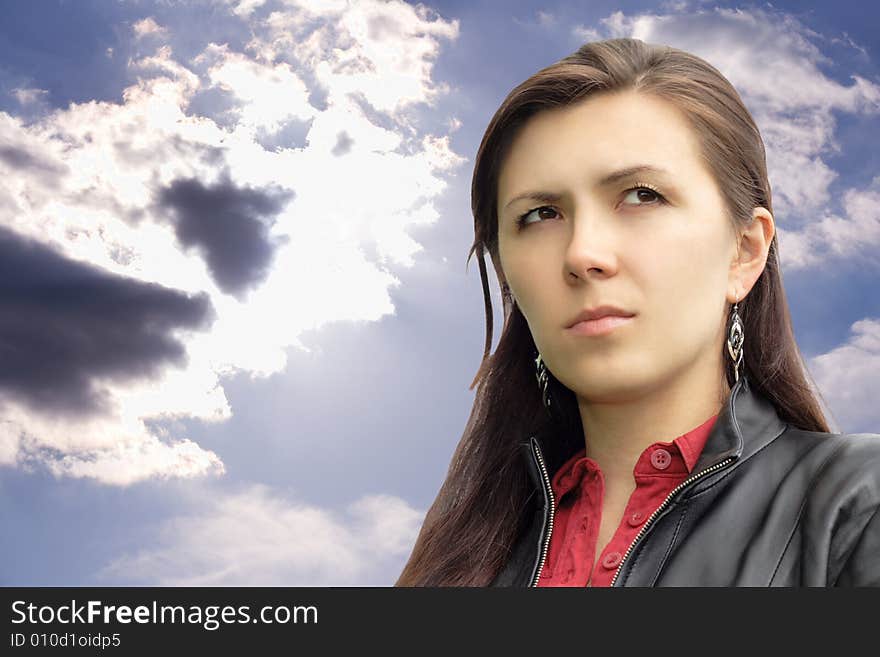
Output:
top-left (627, 510), bottom-right (646, 527)
top-left (601, 552), bottom-right (622, 569)
top-left (650, 448), bottom-right (671, 470)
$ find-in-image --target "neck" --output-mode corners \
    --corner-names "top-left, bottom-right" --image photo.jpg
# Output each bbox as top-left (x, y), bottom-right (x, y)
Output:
top-left (576, 357), bottom-right (731, 490)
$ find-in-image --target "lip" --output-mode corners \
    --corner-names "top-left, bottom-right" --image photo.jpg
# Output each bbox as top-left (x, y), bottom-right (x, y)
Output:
top-left (565, 305), bottom-right (636, 328)
top-left (566, 314), bottom-right (634, 336)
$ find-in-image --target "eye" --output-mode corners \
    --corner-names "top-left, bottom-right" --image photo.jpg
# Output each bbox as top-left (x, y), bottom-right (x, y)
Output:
top-left (621, 182), bottom-right (667, 207)
top-left (514, 182), bottom-right (668, 231)
top-left (516, 206), bottom-right (560, 229)
top-left (516, 183), bottom-right (667, 230)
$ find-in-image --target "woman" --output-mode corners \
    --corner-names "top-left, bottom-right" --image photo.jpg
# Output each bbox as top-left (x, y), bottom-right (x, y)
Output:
top-left (395, 38), bottom-right (880, 586)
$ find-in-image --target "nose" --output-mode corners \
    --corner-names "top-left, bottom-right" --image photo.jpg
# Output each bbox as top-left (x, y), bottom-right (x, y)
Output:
top-left (564, 213), bottom-right (619, 282)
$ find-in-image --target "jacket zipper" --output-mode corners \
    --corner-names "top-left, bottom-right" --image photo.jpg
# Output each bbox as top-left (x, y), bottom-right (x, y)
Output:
top-left (528, 440), bottom-right (557, 587)
top-left (527, 437), bottom-right (735, 587)
top-left (608, 455), bottom-right (734, 586)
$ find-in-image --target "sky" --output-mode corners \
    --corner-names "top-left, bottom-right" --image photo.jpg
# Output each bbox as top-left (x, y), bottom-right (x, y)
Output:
top-left (0, 0), bottom-right (878, 586)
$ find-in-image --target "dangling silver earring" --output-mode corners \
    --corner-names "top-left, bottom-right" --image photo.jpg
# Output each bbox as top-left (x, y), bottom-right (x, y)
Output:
top-left (727, 292), bottom-right (745, 382)
top-left (534, 351), bottom-right (552, 412)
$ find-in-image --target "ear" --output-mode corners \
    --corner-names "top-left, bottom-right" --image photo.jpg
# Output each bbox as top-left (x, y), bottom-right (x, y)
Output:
top-left (728, 207), bottom-right (775, 303)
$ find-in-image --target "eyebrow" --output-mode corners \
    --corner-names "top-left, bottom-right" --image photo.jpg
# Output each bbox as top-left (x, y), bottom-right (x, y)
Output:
top-left (502, 164), bottom-right (672, 210)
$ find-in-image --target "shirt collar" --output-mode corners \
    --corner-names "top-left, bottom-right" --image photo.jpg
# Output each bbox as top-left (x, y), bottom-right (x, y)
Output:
top-left (548, 412), bottom-right (718, 498)
top-left (521, 373), bottom-right (786, 494)
top-left (675, 413), bottom-right (718, 472)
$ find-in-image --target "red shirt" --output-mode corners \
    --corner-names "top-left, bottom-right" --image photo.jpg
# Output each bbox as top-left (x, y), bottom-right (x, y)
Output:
top-left (537, 413), bottom-right (718, 586)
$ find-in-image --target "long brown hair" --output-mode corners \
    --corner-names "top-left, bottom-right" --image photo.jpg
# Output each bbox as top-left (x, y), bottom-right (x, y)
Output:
top-left (395, 37), bottom-right (831, 586)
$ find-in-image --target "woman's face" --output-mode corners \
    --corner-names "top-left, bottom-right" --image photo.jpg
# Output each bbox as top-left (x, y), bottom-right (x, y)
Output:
top-left (496, 90), bottom-right (740, 403)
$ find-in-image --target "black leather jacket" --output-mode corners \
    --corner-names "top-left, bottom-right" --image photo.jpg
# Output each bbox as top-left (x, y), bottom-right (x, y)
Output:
top-left (489, 374), bottom-right (880, 586)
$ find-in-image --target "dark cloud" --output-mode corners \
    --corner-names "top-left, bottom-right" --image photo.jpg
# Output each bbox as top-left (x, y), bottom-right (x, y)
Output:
top-left (0, 145), bottom-right (68, 177)
top-left (156, 174), bottom-right (293, 298)
top-left (331, 130), bottom-right (353, 156)
top-left (187, 86), bottom-right (247, 131)
top-left (113, 133), bottom-right (226, 169)
top-left (367, 14), bottom-right (403, 41)
top-left (255, 116), bottom-right (313, 152)
top-left (0, 225), bottom-right (215, 417)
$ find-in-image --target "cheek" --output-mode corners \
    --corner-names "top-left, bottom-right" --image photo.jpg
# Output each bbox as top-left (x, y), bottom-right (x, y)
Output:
top-left (643, 227), bottom-right (728, 296)
top-left (628, 224), bottom-right (726, 305)
top-left (638, 245), bottom-right (729, 348)
top-left (500, 246), bottom-right (548, 309)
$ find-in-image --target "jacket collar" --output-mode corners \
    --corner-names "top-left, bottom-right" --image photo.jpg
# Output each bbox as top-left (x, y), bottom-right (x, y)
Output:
top-left (520, 373), bottom-right (787, 492)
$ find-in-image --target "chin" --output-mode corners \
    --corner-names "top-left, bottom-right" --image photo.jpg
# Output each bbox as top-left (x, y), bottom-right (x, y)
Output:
top-left (568, 375), bottom-right (651, 404)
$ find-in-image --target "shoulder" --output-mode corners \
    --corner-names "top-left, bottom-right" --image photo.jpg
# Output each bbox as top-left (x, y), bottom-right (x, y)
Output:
top-left (806, 430), bottom-right (880, 486)
top-left (818, 431), bottom-right (880, 523)
top-left (772, 427), bottom-right (880, 500)
top-left (736, 424), bottom-right (880, 521)
top-left (777, 428), bottom-right (880, 586)
top-left (772, 426), bottom-right (880, 474)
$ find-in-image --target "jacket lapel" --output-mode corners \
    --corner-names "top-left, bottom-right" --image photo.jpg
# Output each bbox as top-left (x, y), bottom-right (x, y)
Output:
top-left (690, 374), bottom-right (786, 476)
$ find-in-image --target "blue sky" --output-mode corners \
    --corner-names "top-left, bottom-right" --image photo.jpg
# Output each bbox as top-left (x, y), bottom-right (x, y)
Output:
top-left (1, 0), bottom-right (878, 585)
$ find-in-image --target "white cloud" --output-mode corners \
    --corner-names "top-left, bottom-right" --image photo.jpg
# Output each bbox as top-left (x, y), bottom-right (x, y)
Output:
top-left (257, 0), bottom-right (459, 115)
top-left (571, 5), bottom-right (880, 270)
top-left (777, 177), bottom-right (880, 270)
top-left (537, 11), bottom-right (556, 28)
top-left (514, 10), bottom-right (557, 30)
top-left (808, 318), bottom-right (880, 434)
top-left (0, 345), bottom-right (230, 486)
top-left (194, 42), bottom-right (316, 133)
top-left (571, 25), bottom-right (602, 43)
top-left (0, 0), bottom-right (463, 484)
top-left (224, 0), bottom-right (267, 18)
top-left (11, 88), bottom-right (49, 106)
top-left (133, 17), bottom-right (169, 39)
top-left (96, 484), bottom-right (425, 585)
